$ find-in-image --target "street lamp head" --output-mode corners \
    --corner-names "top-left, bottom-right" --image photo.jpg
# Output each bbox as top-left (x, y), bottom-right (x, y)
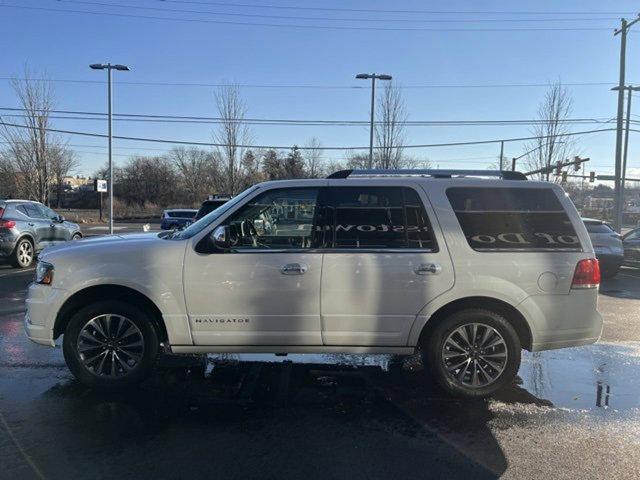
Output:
top-left (378, 74), bottom-right (392, 81)
top-left (113, 65), bottom-right (130, 71)
top-left (89, 64), bottom-right (105, 70)
top-left (355, 73), bottom-right (371, 79)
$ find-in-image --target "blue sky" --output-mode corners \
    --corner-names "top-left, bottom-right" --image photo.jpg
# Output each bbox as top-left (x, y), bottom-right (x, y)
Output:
top-left (1, 0), bottom-right (639, 178)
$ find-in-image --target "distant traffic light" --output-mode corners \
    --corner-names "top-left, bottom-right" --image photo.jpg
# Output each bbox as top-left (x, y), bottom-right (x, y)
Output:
top-left (589, 171), bottom-right (596, 183)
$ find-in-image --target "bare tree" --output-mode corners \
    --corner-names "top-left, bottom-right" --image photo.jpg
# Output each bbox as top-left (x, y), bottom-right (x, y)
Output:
top-left (50, 145), bottom-right (79, 207)
top-left (168, 146), bottom-right (221, 204)
top-left (374, 82), bottom-right (408, 169)
top-left (0, 69), bottom-right (63, 203)
top-left (303, 137), bottom-right (324, 178)
top-left (213, 84), bottom-right (251, 195)
top-left (524, 81), bottom-right (574, 180)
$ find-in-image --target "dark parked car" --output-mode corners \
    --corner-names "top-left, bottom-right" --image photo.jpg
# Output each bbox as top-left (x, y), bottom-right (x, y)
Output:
top-left (623, 227), bottom-right (640, 268)
top-left (194, 197), bottom-right (230, 220)
top-left (582, 218), bottom-right (624, 278)
top-left (160, 209), bottom-right (197, 230)
top-left (0, 199), bottom-right (82, 268)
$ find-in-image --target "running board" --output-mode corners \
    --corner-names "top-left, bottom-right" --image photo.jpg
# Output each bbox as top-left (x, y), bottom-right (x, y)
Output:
top-left (169, 345), bottom-right (416, 355)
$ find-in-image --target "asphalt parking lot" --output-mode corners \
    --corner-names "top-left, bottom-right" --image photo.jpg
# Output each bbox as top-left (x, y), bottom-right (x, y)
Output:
top-left (1, 262), bottom-right (640, 479)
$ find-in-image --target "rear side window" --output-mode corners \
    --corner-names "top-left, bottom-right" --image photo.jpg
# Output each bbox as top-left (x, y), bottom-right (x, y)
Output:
top-left (320, 186), bottom-right (437, 250)
top-left (23, 204), bottom-right (47, 219)
top-left (584, 222), bottom-right (613, 234)
top-left (446, 187), bottom-right (580, 251)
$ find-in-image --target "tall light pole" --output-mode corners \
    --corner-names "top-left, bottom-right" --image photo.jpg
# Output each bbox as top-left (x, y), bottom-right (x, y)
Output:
top-left (612, 85), bottom-right (640, 222)
top-left (356, 73), bottom-right (392, 168)
top-left (90, 63), bottom-right (130, 235)
top-left (613, 15), bottom-right (640, 232)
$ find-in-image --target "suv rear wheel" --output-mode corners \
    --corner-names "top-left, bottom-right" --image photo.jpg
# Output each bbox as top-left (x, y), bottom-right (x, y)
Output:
top-left (62, 300), bottom-right (159, 390)
top-left (422, 308), bottom-right (521, 397)
top-left (11, 238), bottom-right (34, 268)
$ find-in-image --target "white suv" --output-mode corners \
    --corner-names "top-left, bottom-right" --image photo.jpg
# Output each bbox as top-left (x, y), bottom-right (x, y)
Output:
top-left (24, 169), bottom-right (603, 397)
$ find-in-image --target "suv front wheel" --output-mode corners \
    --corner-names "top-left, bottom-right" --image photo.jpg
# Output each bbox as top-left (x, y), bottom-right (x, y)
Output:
top-left (62, 300), bottom-right (159, 390)
top-left (422, 309), bottom-right (521, 397)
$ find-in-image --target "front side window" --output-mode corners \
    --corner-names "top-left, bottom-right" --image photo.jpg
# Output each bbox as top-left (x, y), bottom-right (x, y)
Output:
top-left (446, 187), bottom-right (581, 251)
top-left (320, 186), bottom-right (436, 250)
top-left (224, 188), bottom-right (319, 250)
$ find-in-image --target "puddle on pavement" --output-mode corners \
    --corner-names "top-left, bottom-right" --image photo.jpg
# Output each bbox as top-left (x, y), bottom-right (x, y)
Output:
top-left (514, 342), bottom-right (640, 411)
top-left (197, 342), bottom-right (640, 412)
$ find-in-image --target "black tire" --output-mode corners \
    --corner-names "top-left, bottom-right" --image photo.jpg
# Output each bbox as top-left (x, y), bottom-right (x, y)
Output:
top-left (421, 309), bottom-right (521, 398)
top-left (62, 300), bottom-right (159, 390)
top-left (10, 237), bottom-right (35, 268)
top-left (71, 233), bottom-right (82, 241)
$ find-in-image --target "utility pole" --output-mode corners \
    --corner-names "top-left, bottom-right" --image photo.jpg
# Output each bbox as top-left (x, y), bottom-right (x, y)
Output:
top-left (613, 15), bottom-right (640, 232)
top-left (355, 73), bottom-right (392, 169)
top-left (499, 140), bottom-right (504, 170)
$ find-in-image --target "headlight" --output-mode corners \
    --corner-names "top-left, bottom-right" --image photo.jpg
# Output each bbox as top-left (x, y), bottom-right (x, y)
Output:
top-left (35, 261), bottom-right (54, 285)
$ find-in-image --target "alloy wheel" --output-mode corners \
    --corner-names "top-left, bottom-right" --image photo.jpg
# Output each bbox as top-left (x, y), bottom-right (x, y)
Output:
top-left (17, 241), bottom-right (33, 267)
top-left (441, 322), bottom-right (508, 388)
top-left (77, 314), bottom-right (145, 377)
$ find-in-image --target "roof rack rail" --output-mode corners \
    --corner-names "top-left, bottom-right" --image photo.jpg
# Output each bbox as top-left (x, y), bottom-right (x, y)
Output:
top-left (326, 169), bottom-right (527, 180)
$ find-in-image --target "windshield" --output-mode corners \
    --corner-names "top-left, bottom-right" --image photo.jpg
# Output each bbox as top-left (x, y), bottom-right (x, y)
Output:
top-left (172, 185), bottom-right (260, 239)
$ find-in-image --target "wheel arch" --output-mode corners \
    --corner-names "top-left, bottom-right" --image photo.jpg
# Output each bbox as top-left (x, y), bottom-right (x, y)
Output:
top-left (53, 284), bottom-right (168, 342)
top-left (16, 233), bottom-right (36, 247)
top-left (416, 296), bottom-right (533, 351)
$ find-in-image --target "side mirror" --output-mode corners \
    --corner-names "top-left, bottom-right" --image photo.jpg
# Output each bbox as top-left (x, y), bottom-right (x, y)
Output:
top-left (210, 225), bottom-right (231, 250)
top-left (57, 215), bottom-right (65, 223)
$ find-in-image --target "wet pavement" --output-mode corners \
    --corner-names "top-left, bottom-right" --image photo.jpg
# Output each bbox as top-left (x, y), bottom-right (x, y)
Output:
top-left (1, 263), bottom-right (640, 479)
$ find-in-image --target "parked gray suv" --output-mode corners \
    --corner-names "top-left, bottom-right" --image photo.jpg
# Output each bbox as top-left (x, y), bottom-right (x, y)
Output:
top-left (0, 200), bottom-right (82, 268)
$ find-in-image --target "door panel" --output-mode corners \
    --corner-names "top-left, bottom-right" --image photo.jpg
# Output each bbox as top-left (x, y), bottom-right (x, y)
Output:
top-left (321, 251), bottom-right (454, 346)
top-left (319, 185), bottom-right (454, 346)
top-left (183, 186), bottom-right (323, 346)
top-left (184, 253), bottom-right (322, 345)
top-left (22, 204), bottom-right (53, 246)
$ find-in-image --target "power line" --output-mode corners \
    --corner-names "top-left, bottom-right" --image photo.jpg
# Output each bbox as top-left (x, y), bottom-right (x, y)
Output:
top-left (158, 1), bottom-right (636, 16)
top-left (58, 1), bottom-right (621, 24)
top-left (0, 119), bottom-right (627, 149)
top-left (0, 4), bottom-right (615, 31)
top-left (0, 76), bottom-right (625, 90)
top-left (0, 107), bottom-right (624, 126)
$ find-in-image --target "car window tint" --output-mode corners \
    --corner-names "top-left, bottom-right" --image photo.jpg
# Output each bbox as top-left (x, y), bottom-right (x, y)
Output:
top-left (41, 205), bottom-right (58, 220)
top-left (16, 205), bottom-right (29, 216)
top-left (625, 230), bottom-right (640, 241)
top-left (225, 188), bottom-right (319, 250)
top-left (167, 211), bottom-right (195, 218)
top-left (24, 204), bottom-right (47, 219)
top-left (446, 187), bottom-right (581, 251)
top-left (403, 187), bottom-right (437, 250)
top-left (322, 186), bottom-right (436, 250)
top-left (585, 223), bottom-right (614, 234)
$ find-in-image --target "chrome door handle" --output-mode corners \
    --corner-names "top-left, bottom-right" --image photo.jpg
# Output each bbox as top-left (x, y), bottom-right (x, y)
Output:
top-left (281, 263), bottom-right (308, 275)
top-left (414, 263), bottom-right (442, 275)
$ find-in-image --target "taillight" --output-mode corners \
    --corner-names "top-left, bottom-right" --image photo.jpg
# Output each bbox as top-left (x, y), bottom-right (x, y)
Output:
top-left (571, 258), bottom-right (600, 289)
top-left (0, 219), bottom-right (16, 229)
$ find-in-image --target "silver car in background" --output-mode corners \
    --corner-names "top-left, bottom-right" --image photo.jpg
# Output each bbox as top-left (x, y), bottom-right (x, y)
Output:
top-left (582, 217), bottom-right (623, 278)
top-left (0, 199), bottom-right (82, 268)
